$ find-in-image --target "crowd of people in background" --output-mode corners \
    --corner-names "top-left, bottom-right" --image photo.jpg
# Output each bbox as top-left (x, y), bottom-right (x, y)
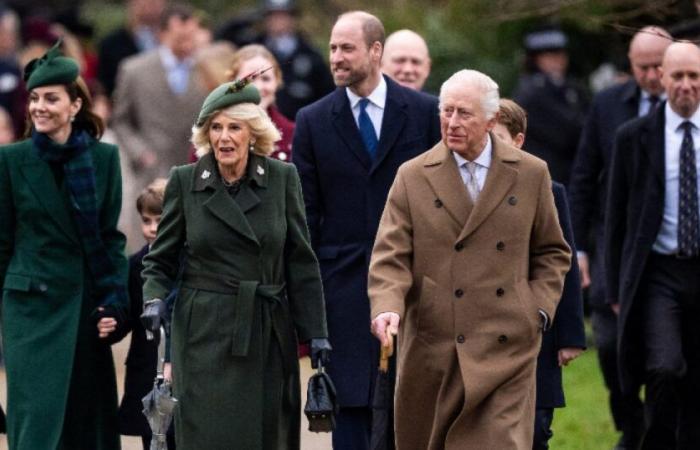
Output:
top-left (1, 0), bottom-right (700, 449)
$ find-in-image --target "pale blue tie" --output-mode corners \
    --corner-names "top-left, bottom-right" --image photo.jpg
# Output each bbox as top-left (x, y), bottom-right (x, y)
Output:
top-left (358, 98), bottom-right (378, 159)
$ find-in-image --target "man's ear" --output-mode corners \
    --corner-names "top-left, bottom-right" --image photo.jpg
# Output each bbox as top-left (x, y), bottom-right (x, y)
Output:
top-left (514, 132), bottom-right (525, 149)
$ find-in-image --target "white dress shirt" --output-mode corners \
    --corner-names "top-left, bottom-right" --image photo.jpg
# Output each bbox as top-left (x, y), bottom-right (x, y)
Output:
top-left (159, 46), bottom-right (195, 96)
top-left (653, 102), bottom-right (700, 254)
top-left (638, 90), bottom-right (665, 117)
top-left (346, 76), bottom-right (387, 141)
top-left (452, 135), bottom-right (493, 194)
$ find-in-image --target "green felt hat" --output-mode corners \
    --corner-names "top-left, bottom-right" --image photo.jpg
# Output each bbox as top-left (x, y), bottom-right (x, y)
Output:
top-left (196, 81), bottom-right (261, 126)
top-left (23, 39), bottom-right (79, 90)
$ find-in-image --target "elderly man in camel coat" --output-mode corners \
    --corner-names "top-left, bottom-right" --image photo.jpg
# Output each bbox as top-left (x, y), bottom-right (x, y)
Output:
top-left (369, 69), bottom-right (571, 450)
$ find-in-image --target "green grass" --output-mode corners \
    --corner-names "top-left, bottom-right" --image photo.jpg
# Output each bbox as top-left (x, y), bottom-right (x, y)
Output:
top-left (549, 348), bottom-right (620, 449)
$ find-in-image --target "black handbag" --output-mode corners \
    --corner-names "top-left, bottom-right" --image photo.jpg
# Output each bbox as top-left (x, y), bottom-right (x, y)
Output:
top-left (304, 363), bottom-right (339, 432)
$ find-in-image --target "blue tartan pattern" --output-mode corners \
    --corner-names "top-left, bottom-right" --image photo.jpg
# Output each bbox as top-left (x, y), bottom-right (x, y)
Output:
top-left (32, 129), bottom-right (128, 308)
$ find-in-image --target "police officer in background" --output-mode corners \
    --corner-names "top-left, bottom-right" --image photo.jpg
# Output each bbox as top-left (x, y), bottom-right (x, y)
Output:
top-left (258, 0), bottom-right (335, 119)
top-left (513, 25), bottom-right (588, 186)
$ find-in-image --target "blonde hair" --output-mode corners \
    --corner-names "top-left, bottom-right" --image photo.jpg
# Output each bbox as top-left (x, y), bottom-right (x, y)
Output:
top-left (227, 44), bottom-right (283, 87)
top-left (194, 41), bottom-right (238, 91)
top-left (191, 102), bottom-right (281, 158)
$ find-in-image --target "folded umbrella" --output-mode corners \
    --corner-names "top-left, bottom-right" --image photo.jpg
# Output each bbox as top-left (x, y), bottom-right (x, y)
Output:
top-left (142, 326), bottom-right (178, 450)
top-left (370, 329), bottom-right (396, 450)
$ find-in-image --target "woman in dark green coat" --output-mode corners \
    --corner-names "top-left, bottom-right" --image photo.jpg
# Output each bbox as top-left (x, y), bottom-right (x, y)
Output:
top-left (0, 43), bottom-right (128, 449)
top-left (140, 80), bottom-right (329, 449)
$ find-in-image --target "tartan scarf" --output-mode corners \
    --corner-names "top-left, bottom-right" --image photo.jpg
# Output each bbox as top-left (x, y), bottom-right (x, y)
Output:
top-left (32, 128), bottom-right (127, 309)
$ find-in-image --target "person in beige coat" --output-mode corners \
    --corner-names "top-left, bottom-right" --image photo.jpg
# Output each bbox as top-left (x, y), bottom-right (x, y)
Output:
top-left (369, 69), bottom-right (571, 450)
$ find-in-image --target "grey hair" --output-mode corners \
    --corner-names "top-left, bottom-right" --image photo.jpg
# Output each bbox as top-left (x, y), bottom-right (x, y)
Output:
top-left (191, 103), bottom-right (281, 158)
top-left (439, 69), bottom-right (500, 119)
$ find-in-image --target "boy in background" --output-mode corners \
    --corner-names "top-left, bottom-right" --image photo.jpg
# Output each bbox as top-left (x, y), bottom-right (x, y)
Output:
top-left (494, 99), bottom-right (586, 449)
top-left (117, 178), bottom-right (175, 450)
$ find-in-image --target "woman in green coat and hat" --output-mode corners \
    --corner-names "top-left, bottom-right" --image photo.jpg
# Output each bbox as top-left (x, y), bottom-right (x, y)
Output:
top-left (140, 77), bottom-right (330, 449)
top-left (0, 41), bottom-right (128, 449)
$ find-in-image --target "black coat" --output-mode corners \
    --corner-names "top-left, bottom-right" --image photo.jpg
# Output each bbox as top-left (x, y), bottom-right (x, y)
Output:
top-left (569, 80), bottom-right (641, 308)
top-left (260, 33), bottom-right (335, 120)
top-left (97, 27), bottom-right (140, 96)
top-left (605, 104), bottom-right (667, 393)
top-left (536, 182), bottom-right (586, 408)
top-left (513, 72), bottom-right (588, 186)
top-left (118, 244), bottom-right (159, 436)
top-left (292, 76), bottom-right (441, 407)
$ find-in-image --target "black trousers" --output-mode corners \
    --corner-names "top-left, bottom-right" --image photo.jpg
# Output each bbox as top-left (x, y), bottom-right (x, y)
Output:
top-left (533, 408), bottom-right (554, 450)
top-left (333, 406), bottom-right (372, 450)
top-left (640, 253), bottom-right (700, 450)
top-left (591, 307), bottom-right (644, 447)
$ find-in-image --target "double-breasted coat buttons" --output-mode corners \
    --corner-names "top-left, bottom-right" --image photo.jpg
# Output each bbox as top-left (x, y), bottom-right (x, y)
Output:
top-left (496, 288), bottom-right (505, 297)
top-left (434, 199), bottom-right (443, 208)
top-left (457, 335), bottom-right (465, 343)
top-left (508, 196), bottom-right (517, 205)
top-left (498, 335), bottom-right (508, 344)
top-left (496, 241), bottom-right (505, 251)
top-left (455, 289), bottom-right (464, 298)
top-left (455, 242), bottom-right (464, 251)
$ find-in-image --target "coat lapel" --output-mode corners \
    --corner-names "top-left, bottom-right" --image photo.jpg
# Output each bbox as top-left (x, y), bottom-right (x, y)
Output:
top-left (20, 151), bottom-right (80, 244)
top-left (458, 136), bottom-right (520, 242)
top-left (643, 104), bottom-right (666, 188)
top-left (193, 153), bottom-right (260, 245)
top-left (424, 142), bottom-right (473, 229)
top-left (371, 77), bottom-right (407, 174)
top-left (331, 88), bottom-right (372, 170)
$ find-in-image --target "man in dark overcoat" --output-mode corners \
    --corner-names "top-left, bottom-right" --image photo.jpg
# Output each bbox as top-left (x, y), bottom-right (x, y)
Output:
top-left (606, 41), bottom-right (700, 449)
top-left (569, 26), bottom-right (671, 449)
top-left (512, 26), bottom-right (588, 186)
top-left (292, 10), bottom-right (441, 449)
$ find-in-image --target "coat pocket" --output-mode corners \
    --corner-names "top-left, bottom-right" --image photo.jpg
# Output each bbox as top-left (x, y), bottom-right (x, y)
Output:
top-left (3, 273), bottom-right (32, 292)
top-left (514, 280), bottom-right (539, 338)
top-left (415, 276), bottom-right (442, 341)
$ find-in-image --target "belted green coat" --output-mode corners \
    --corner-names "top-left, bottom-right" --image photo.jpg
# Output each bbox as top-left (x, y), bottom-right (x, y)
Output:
top-left (142, 152), bottom-right (328, 450)
top-left (0, 138), bottom-right (127, 450)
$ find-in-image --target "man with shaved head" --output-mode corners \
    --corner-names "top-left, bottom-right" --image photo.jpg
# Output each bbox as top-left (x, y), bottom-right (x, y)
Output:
top-left (292, 10), bottom-right (441, 449)
top-left (381, 29), bottom-right (432, 91)
top-left (606, 41), bottom-right (700, 448)
top-left (569, 26), bottom-right (671, 449)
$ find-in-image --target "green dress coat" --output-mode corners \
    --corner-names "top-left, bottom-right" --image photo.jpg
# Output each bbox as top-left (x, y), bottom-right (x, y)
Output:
top-left (0, 138), bottom-right (127, 450)
top-left (142, 152), bottom-right (328, 450)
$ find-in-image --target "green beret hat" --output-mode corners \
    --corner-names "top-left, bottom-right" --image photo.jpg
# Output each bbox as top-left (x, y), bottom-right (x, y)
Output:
top-left (23, 39), bottom-right (79, 90)
top-left (196, 81), bottom-right (261, 126)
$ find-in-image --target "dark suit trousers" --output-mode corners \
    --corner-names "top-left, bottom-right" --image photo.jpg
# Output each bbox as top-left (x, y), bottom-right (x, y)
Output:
top-left (591, 306), bottom-right (644, 446)
top-left (533, 408), bottom-right (554, 450)
top-left (333, 407), bottom-right (372, 450)
top-left (640, 253), bottom-right (700, 450)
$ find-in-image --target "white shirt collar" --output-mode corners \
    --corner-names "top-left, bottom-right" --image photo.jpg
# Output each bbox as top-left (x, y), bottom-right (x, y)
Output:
top-left (452, 134), bottom-right (493, 168)
top-left (345, 76), bottom-right (387, 110)
top-left (665, 102), bottom-right (700, 132)
top-left (159, 46), bottom-right (193, 69)
top-left (641, 90), bottom-right (665, 101)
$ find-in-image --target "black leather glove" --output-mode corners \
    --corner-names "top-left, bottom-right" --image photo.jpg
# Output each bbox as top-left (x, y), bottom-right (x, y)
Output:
top-left (140, 298), bottom-right (168, 333)
top-left (310, 338), bottom-right (332, 369)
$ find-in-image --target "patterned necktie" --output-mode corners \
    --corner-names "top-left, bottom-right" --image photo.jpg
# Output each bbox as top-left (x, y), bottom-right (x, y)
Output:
top-left (678, 121), bottom-right (700, 257)
top-left (358, 98), bottom-right (378, 159)
top-left (465, 161), bottom-right (480, 202)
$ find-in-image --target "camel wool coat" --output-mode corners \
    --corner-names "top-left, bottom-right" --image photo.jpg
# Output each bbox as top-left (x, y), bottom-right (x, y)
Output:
top-left (369, 137), bottom-right (571, 450)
